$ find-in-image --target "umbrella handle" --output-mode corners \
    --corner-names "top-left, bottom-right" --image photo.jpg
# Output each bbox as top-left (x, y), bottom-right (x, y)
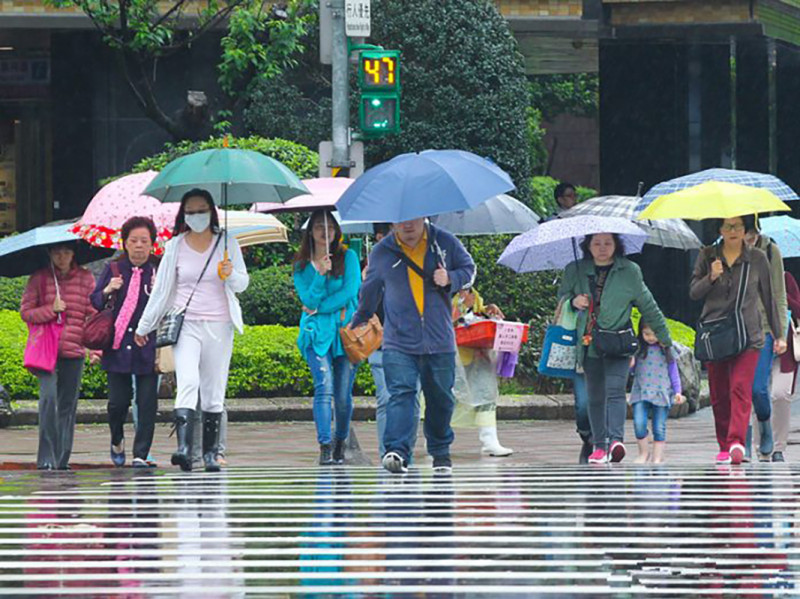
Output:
top-left (218, 248), bottom-right (230, 281)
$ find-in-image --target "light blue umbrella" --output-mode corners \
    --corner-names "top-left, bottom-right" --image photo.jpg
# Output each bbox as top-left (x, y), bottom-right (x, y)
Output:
top-left (335, 149), bottom-right (515, 222)
top-left (0, 220), bottom-right (115, 277)
top-left (301, 211), bottom-right (375, 235)
top-left (637, 168), bottom-right (799, 214)
top-left (430, 194), bottom-right (539, 236)
top-left (759, 216), bottom-right (800, 258)
top-left (498, 215), bottom-right (648, 273)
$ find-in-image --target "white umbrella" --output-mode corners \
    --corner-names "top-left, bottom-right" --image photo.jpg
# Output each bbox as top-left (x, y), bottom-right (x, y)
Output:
top-left (430, 194), bottom-right (540, 236)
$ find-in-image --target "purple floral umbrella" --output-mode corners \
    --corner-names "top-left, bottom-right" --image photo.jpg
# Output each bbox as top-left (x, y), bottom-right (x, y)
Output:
top-left (497, 215), bottom-right (648, 272)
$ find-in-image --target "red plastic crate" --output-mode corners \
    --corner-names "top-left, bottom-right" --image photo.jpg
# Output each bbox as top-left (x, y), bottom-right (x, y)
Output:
top-left (455, 320), bottom-right (529, 349)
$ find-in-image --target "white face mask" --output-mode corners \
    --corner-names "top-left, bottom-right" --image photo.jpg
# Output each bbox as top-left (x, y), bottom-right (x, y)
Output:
top-left (185, 212), bottom-right (211, 233)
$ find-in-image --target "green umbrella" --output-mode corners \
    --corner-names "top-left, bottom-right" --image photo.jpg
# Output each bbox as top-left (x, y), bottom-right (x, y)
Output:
top-left (142, 148), bottom-right (309, 270)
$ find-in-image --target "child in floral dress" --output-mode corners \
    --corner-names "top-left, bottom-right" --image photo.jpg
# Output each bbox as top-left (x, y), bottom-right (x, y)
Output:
top-left (630, 321), bottom-right (685, 464)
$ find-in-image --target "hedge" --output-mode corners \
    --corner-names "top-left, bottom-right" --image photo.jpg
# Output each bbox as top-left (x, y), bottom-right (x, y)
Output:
top-left (0, 310), bottom-right (374, 400)
top-left (0, 276), bottom-right (26, 311)
top-left (239, 264), bottom-right (301, 327)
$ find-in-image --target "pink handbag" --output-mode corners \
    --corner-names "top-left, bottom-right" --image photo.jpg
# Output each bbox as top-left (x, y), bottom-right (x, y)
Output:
top-left (23, 270), bottom-right (64, 373)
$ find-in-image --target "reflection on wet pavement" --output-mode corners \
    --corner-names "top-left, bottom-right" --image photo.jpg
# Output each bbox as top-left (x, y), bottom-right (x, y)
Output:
top-left (0, 465), bottom-right (799, 596)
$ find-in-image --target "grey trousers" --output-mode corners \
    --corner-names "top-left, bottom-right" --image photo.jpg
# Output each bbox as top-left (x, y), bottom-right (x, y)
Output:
top-left (583, 356), bottom-right (630, 451)
top-left (36, 357), bottom-right (84, 470)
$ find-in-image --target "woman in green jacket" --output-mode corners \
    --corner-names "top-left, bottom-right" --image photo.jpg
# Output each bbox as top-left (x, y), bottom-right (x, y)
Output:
top-left (558, 233), bottom-right (672, 464)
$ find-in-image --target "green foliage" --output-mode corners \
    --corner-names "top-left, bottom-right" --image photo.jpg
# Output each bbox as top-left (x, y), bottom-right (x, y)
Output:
top-left (365, 0), bottom-right (532, 196)
top-left (631, 308), bottom-right (696, 349)
top-left (0, 277), bottom-right (27, 311)
top-left (239, 265), bottom-right (301, 327)
top-left (528, 176), bottom-right (596, 219)
top-left (0, 310), bottom-right (374, 399)
top-left (0, 310), bottom-right (106, 399)
top-left (131, 135), bottom-right (319, 180)
top-left (529, 73), bottom-right (599, 121)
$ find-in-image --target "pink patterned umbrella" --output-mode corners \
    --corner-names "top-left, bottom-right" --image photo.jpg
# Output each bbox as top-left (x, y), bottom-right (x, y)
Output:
top-left (71, 171), bottom-right (181, 255)
top-left (250, 177), bottom-right (354, 213)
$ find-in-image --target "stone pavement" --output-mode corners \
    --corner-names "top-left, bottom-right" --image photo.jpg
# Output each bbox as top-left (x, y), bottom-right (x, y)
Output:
top-left (0, 399), bottom-right (794, 469)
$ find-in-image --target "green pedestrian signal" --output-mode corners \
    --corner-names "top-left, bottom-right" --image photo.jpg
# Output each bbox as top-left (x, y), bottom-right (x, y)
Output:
top-left (357, 49), bottom-right (400, 136)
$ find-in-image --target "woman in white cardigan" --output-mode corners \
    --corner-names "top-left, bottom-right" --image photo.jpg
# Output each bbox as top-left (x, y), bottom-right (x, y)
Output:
top-left (136, 188), bottom-right (249, 472)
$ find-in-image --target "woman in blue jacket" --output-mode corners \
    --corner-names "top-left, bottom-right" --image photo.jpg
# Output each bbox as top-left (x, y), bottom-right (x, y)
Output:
top-left (293, 210), bottom-right (361, 465)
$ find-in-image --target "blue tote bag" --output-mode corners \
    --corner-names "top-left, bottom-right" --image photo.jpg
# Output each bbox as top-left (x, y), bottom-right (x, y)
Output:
top-left (538, 299), bottom-right (578, 379)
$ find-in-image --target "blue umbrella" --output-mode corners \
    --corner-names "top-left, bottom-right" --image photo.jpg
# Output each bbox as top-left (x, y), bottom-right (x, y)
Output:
top-left (759, 216), bottom-right (800, 258)
top-left (335, 149), bottom-right (515, 222)
top-left (497, 215), bottom-right (648, 273)
top-left (637, 168), bottom-right (799, 214)
top-left (0, 220), bottom-right (115, 277)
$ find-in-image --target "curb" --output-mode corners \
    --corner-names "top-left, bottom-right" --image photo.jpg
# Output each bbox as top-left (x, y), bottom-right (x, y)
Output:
top-left (6, 393), bottom-right (710, 427)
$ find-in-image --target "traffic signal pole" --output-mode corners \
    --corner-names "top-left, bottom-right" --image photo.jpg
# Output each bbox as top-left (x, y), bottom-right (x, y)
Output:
top-left (330, 0), bottom-right (351, 176)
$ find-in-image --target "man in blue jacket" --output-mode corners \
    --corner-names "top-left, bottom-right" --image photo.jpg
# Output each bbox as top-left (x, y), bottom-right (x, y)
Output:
top-left (351, 218), bottom-right (476, 474)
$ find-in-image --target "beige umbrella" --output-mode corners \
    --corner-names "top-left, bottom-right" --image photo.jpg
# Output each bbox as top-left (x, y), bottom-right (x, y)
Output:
top-left (223, 211), bottom-right (288, 248)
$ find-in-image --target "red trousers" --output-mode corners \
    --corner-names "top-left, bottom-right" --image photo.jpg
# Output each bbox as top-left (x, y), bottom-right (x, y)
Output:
top-left (706, 349), bottom-right (760, 451)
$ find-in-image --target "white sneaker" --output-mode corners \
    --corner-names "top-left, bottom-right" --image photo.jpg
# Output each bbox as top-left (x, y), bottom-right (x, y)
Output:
top-left (478, 427), bottom-right (514, 457)
top-left (382, 451), bottom-right (408, 474)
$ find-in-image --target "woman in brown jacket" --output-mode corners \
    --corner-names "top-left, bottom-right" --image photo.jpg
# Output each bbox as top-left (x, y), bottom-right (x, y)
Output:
top-left (20, 242), bottom-right (96, 470)
top-left (690, 215), bottom-right (786, 466)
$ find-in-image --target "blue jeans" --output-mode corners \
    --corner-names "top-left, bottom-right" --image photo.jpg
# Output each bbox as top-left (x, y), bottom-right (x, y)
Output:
top-left (573, 373), bottom-right (591, 442)
top-left (370, 349), bottom-right (419, 457)
top-left (751, 333), bottom-right (774, 422)
top-left (383, 350), bottom-right (455, 461)
top-left (305, 348), bottom-right (356, 445)
top-left (632, 401), bottom-right (670, 442)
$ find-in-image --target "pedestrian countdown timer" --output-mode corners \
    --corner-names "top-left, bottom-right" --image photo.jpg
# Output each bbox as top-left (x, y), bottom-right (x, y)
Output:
top-left (358, 49), bottom-right (401, 136)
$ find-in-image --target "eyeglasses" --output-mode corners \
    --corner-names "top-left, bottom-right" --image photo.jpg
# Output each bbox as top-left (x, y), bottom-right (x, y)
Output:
top-left (721, 224), bottom-right (745, 232)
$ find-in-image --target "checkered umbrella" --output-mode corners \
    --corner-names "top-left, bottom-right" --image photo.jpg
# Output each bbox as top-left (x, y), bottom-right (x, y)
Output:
top-left (637, 168), bottom-right (799, 214)
top-left (560, 195), bottom-right (701, 250)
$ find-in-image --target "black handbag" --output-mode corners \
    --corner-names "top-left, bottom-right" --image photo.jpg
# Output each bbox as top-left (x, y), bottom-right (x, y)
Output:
top-left (593, 323), bottom-right (639, 358)
top-left (155, 235), bottom-right (222, 348)
top-left (694, 257), bottom-right (750, 362)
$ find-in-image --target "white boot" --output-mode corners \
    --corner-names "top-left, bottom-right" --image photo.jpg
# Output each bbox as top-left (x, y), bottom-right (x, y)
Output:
top-left (479, 427), bottom-right (513, 456)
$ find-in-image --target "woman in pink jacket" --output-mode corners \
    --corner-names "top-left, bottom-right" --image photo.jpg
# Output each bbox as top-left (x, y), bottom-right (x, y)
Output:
top-left (20, 242), bottom-right (96, 470)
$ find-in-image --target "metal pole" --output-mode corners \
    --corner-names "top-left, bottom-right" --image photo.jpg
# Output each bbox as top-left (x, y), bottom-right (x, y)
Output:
top-left (767, 38), bottom-right (777, 175)
top-left (330, 0), bottom-right (350, 171)
top-left (729, 36), bottom-right (737, 169)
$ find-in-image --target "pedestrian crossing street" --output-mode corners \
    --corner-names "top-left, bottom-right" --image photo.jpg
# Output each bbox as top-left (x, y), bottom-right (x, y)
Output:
top-left (0, 465), bottom-right (799, 596)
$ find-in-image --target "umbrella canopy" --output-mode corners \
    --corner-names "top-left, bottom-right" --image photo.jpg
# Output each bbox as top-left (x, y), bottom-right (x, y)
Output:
top-left (142, 148), bottom-right (309, 205)
top-left (638, 167), bottom-right (799, 213)
top-left (71, 171), bottom-right (180, 254)
top-left (300, 211), bottom-right (375, 235)
top-left (497, 215), bottom-right (648, 273)
top-left (637, 181), bottom-right (791, 221)
top-left (430, 194), bottom-right (540, 236)
top-left (0, 220), bottom-right (115, 278)
top-left (223, 211), bottom-right (288, 248)
top-left (251, 177), bottom-right (354, 214)
top-left (560, 195), bottom-right (702, 250)
top-left (336, 149), bottom-right (515, 222)
top-left (759, 216), bottom-right (800, 259)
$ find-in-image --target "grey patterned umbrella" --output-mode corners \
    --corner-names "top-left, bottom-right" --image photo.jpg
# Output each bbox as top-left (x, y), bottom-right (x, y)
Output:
top-left (560, 195), bottom-right (701, 250)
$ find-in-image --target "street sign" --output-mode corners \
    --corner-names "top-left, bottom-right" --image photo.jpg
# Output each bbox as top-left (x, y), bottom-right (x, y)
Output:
top-left (319, 0), bottom-right (332, 65)
top-left (319, 141), bottom-right (365, 177)
top-left (345, 0), bottom-right (371, 37)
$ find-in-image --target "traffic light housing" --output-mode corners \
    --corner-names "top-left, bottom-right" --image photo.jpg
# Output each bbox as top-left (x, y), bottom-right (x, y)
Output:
top-left (357, 50), bottom-right (401, 136)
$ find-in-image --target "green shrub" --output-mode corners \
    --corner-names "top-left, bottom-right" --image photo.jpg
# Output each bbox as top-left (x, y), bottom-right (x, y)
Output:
top-left (0, 277), bottom-right (27, 311)
top-left (116, 135), bottom-right (318, 182)
top-left (239, 265), bottom-right (302, 327)
top-left (0, 310), bottom-right (374, 399)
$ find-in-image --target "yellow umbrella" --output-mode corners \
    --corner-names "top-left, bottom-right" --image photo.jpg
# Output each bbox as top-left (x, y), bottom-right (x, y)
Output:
top-left (637, 181), bottom-right (791, 221)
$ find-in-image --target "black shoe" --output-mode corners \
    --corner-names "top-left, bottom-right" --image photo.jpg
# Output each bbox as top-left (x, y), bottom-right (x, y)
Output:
top-left (319, 443), bottom-right (334, 466)
top-left (579, 441), bottom-right (593, 465)
top-left (772, 451), bottom-right (786, 463)
top-left (432, 455), bottom-right (452, 474)
top-left (170, 408), bottom-right (194, 472)
top-left (202, 412), bottom-right (222, 473)
top-left (332, 438), bottom-right (346, 465)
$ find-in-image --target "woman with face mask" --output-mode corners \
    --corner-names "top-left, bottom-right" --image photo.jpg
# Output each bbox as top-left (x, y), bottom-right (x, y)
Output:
top-left (135, 189), bottom-right (249, 472)
top-left (20, 242), bottom-right (97, 470)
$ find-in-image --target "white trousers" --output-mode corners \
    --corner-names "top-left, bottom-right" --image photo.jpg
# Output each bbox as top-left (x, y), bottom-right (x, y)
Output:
top-left (173, 320), bottom-right (234, 413)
